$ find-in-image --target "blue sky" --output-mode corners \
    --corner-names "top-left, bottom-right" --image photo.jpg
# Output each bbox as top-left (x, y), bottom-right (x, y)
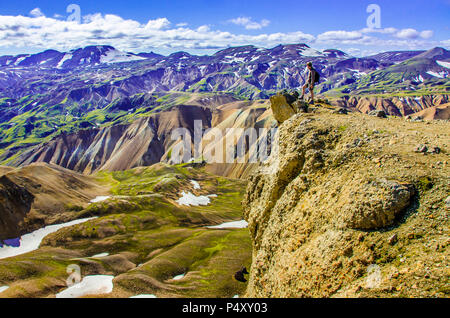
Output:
top-left (0, 0), bottom-right (449, 56)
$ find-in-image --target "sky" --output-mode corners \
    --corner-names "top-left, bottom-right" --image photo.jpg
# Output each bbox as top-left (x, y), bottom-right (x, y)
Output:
top-left (0, 0), bottom-right (449, 57)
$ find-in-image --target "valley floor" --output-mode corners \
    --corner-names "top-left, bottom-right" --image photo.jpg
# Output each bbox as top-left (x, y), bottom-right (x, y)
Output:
top-left (0, 163), bottom-right (251, 298)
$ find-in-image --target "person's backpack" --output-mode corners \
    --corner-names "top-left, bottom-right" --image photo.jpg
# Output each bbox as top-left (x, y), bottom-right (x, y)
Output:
top-left (314, 70), bottom-right (320, 83)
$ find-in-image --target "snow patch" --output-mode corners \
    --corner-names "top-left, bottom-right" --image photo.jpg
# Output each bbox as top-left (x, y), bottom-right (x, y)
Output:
top-left (426, 70), bottom-right (446, 78)
top-left (176, 192), bottom-right (216, 206)
top-left (199, 65), bottom-right (207, 75)
top-left (436, 60), bottom-right (450, 69)
top-left (207, 220), bottom-right (248, 229)
top-left (173, 273), bottom-right (185, 280)
top-left (91, 253), bottom-right (109, 258)
top-left (348, 68), bottom-right (367, 78)
top-left (14, 56), bottom-right (29, 66)
top-left (0, 218), bottom-right (97, 260)
top-left (56, 275), bottom-right (114, 298)
top-left (130, 294), bottom-right (157, 298)
top-left (57, 54), bottom-right (73, 68)
top-left (413, 75), bottom-right (424, 82)
top-left (299, 47), bottom-right (324, 57)
top-left (190, 180), bottom-right (201, 190)
top-left (0, 286), bottom-right (9, 293)
top-left (90, 196), bottom-right (111, 203)
top-left (223, 56), bottom-right (246, 64)
top-left (100, 49), bottom-right (146, 64)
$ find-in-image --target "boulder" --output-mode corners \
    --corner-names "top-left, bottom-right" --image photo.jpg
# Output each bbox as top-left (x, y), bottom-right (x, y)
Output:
top-left (338, 179), bottom-right (414, 230)
top-left (368, 110), bottom-right (387, 118)
top-left (269, 93), bottom-right (296, 124)
top-left (269, 92), bottom-right (308, 124)
top-left (333, 107), bottom-right (349, 115)
top-left (414, 144), bottom-right (428, 153)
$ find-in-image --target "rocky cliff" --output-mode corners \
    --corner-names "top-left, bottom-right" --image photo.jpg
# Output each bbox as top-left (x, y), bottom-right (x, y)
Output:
top-left (0, 176), bottom-right (34, 240)
top-left (242, 104), bottom-right (449, 297)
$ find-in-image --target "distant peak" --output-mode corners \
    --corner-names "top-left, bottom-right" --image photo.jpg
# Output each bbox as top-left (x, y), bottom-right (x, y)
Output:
top-left (415, 46), bottom-right (450, 60)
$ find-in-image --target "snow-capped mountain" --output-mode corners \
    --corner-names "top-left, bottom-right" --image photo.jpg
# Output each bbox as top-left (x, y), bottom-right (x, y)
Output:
top-left (0, 46), bottom-right (148, 69)
top-left (0, 44), bottom-right (448, 103)
top-left (0, 43), bottom-right (448, 176)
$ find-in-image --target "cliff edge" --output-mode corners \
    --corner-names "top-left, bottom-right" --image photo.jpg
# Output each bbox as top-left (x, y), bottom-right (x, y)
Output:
top-left (242, 102), bottom-right (449, 297)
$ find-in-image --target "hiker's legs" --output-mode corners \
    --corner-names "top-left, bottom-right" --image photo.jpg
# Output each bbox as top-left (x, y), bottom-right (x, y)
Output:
top-left (301, 84), bottom-right (307, 98)
top-left (310, 86), bottom-right (315, 103)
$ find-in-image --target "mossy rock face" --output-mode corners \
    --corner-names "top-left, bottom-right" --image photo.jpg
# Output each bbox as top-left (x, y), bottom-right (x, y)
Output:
top-left (0, 164), bottom-right (251, 298)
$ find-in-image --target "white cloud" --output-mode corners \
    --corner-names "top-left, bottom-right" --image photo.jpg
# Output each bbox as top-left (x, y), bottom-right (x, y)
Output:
top-left (361, 27), bottom-right (397, 34)
top-left (395, 28), bottom-right (420, 39)
top-left (317, 31), bottom-right (364, 41)
top-left (441, 39), bottom-right (450, 47)
top-left (145, 18), bottom-right (171, 30)
top-left (30, 8), bottom-right (45, 18)
top-left (0, 12), bottom-right (441, 56)
top-left (0, 13), bottom-right (312, 53)
top-left (395, 28), bottom-right (434, 39)
top-left (229, 17), bottom-right (270, 30)
top-left (420, 30), bottom-right (434, 39)
top-left (197, 25), bottom-right (210, 33)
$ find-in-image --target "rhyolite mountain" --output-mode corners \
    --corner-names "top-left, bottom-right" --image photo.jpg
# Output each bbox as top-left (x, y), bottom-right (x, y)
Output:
top-left (0, 44), bottom-right (449, 170)
top-left (0, 44), bottom-right (448, 102)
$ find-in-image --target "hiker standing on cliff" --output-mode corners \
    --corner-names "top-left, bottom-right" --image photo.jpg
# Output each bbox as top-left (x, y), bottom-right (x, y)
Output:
top-left (300, 62), bottom-right (318, 104)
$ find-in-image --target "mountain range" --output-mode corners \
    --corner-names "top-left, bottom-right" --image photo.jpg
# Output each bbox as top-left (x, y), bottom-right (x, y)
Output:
top-left (0, 44), bottom-right (449, 171)
top-left (0, 42), bottom-right (449, 299)
top-left (0, 44), bottom-right (449, 101)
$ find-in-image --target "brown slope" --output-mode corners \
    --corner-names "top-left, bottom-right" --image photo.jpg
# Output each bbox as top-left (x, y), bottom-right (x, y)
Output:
top-left (10, 105), bottom-right (212, 174)
top-left (412, 103), bottom-right (450, 120)
top-left (333, 95), bottom-right (449, 116)
top-left (0, 166), bottom-right (14, 176)
top-left (203, 100), bottom-right (275, 179)
top-left (9, 101), bottom-right (275, 179)
top-left (0, 162), bottom-right (109, 239)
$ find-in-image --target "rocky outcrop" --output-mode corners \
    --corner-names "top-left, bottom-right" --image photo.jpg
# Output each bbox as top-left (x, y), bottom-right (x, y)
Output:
top-left (242, 106), bottom-right (449, 297)
top-left (269, 93), bottom-right (297, 124)
top-left (0, 176), bottom-right (34, 240)
top-left (269, 92), bottom-right (309, 124)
